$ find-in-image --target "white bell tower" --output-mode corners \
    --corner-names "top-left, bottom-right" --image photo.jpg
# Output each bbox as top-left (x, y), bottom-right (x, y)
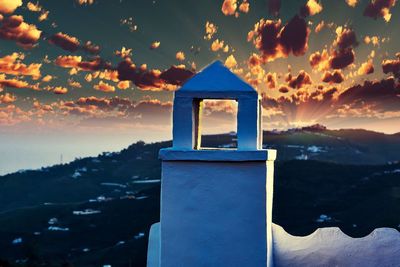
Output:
top-left (147, 61), bottom-right (276, 267)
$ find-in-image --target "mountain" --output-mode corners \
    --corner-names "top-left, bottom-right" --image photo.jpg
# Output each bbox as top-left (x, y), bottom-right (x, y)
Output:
top-left (202, 127), bottom-right (400, 164)
top-left (0, 128), bottom-right (399, 266)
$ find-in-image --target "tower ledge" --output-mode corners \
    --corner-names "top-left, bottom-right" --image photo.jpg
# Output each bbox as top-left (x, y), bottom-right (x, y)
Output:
top-left (159, 148), bottom-right (276, 162)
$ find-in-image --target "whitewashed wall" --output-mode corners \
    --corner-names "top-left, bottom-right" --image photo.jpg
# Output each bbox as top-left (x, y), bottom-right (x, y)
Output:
top-left (273, 223), bottom-right (400, 267)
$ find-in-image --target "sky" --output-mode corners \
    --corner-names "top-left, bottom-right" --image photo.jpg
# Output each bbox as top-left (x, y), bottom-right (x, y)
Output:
top-left (0, 0), bottom-right (399, 173)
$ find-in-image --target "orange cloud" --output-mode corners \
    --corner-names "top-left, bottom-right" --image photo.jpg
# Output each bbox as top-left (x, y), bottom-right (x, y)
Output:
top-left (300, 0), bottom-right (323, 17)
top-left (53, 86), bottom-right (68, 94)
top-left (76, 0), bottom-right (95, 5)
top-left (0, 0), bottom-right (22, 14)
top-left (117, 80), bottom-right (130, 90)
top-left (150, 41), bottom-right (160, 49)
top-left (115, 47), bottom-right (132, 58)
top-left (211, 39), bottom-right (229, 53)
top-left (346, 0), bottom-right (358, 7)
top-left (176, 51), bottom-right (185, 61)
top-left (224, 55), bottom-right (237, 68)
top-left (0, 74), bottom-right (31, 89)
top-left (0, 53), bottom-right (41, 79)
top-left (0, 93), bottom-right (16, 103)
top-left (357, 60), bottom-right (374, 75)
top-left (204, 21), bottom-right (217, 40)
top-left (0, 15), bottom-right (42, 48)
top-left (221, 0), bottom-right (237, 16)
top-left (55, 55), bottom-right (109, 72)
top-left (68, 79), bottom-right (82, 88)
top-left (93, 81), bottom-right (115, 93)
top-left (364, 35), bottom-right (380, 46)
top-left (239, 1), bottom-right (249, 13)
top-left (41, 75), bottom-right (53, 82)
top-left (315, 21), bottom-right (325, 33)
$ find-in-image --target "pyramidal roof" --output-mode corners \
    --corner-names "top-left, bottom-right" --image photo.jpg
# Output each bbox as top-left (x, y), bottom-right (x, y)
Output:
top-left (178, 61), bottom-right (255, 93)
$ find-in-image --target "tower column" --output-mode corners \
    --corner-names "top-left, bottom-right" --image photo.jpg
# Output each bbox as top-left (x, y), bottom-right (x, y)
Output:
top-left (159, 150), bottom-right (276, 267)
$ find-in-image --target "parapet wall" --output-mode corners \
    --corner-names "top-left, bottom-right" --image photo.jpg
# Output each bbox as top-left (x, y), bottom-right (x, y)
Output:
top-left (272, 223), bottom-right (400, 267)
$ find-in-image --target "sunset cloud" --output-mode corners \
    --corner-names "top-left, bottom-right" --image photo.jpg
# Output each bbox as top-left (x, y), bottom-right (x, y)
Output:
top-left (382, 54), bottom-right (400, 80)
top-left (53, 86), bottom-right (68, 94)
top-left (83, 41), bottom-right (100, 54)
top-left (265, 72), bottom-right (277, 89)
top-left (117, 58), bottom-right (194, 91)
top-left (221, 0), bottom-right (237, 16)
top-left (204, 21), bottom-right (217, 40)
top-left (0, 0), bottom-right (22, 14)
top-left (224, 55), bottom-right (237, 68)
top-left (278, 85), bottom-right (289, 93)
top-left (55, 55), bottom-right (109, 72)
top-left (0, 15), bottom-right (42, 48)
top-left (363, 0), bottom-right (396, 22)
top-left (333, 26), bottom-right (358, 51)
top-left (0, 74), bottom-right (31, 89)
top-left (211, 39), bottom-right (229, 52)
top-left (176, 51), bottom-right (185, 61)
top-left (150, 41), bottom-right (160, 50)
top-left (345, 0), bottom-right (359, 7)
top-left (286, 70), bottom-right (312, 89)
top-left (248, 15), bottom-right (310, 63)
top-left (93, 81), bottom-right (115, 93)
top-left (364, 35), bottom-right (380, 46)
top-left (76, 0), bottom-right (95, 5)
top-left (329, 48), bottom-right (355, 69)
top-left (239, 1), bottom-right (249, 13)
top-left (26, 1), bottom-right (49, 21)
top-left (0, 93), bottom-right (16, 103)
top-left (322, 70), bottom-right (344, 83)
top-left (0, 53), bottom-right (41, 79)
top-left (49, 32), bottom-right (80, 52)
top-left (115, 47), bottom-right (132, 59)
top-left (357, 60), bottom-right (374, 75)
top-left (300, 0), bottom-right (323, 17)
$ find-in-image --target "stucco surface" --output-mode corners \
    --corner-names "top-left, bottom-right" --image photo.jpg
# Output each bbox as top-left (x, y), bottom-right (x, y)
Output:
top-left (273, 223), bottom-right (400, 267)
top-left (160, 160), bottom-right (274, 267)
top-left (147, 223), bottom-right (160, 267)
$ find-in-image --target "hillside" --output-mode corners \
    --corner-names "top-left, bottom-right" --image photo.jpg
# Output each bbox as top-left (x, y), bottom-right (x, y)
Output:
top-left (0, 128), bottom-right (399, 266)
top-left (202, 127), bottom-right (400, 164)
